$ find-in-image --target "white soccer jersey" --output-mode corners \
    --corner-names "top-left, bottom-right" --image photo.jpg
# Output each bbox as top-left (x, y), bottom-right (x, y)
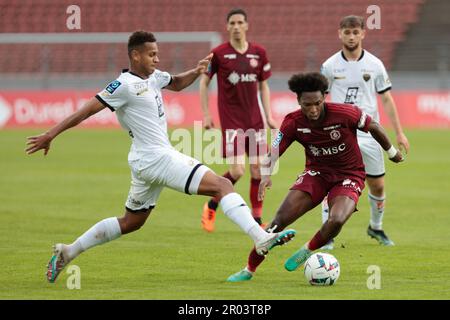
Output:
top-left (96, 69), bottom-right (173, 161)
top-left (321, 50), bottom-right (392, 124)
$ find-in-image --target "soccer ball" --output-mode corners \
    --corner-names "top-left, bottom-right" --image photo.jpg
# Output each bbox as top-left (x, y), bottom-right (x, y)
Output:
top-left (304, 252), bottom-right (340, 286)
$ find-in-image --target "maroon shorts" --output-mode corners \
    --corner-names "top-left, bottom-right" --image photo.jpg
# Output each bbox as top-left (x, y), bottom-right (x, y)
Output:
top-left (290, 169), bottom-right (365, 207)
top-left (222, 128), bottom-right (268, 158)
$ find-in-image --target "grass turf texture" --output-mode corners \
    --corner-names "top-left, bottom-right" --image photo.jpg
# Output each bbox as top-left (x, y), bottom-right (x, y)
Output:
top-left (0, 128), bottom-right (449, 299)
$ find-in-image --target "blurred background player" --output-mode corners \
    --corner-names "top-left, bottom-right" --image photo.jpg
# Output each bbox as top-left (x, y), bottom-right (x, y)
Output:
top-left (227, 72), bottom-right (404, 282)
top-left (320, 15), bottom-right (410, 249)
top-left (26, 31), bottom-right (295, 283)
top-left (199, 8), bottom-right (277, 232)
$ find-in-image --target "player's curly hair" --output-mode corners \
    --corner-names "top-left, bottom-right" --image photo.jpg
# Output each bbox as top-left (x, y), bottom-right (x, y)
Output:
top-left (128, 31), bottom-right (157, 57)
top-left (288, 72), bottom-right (329, 97)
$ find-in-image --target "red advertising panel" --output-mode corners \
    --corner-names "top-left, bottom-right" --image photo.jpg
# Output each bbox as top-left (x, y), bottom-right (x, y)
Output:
top-left (0, 90), bottom-right (449, 128)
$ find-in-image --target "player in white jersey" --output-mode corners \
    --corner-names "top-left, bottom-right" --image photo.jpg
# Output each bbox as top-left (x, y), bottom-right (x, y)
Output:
top-left (26, 31), bottom-right (295, 283)
top-left (320, 16), bottom-right (410, 248)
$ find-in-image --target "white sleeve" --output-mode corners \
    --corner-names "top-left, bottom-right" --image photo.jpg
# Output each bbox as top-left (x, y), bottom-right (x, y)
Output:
top-left (96, 79), bottom-right (128, 111)
top-left (154, 70), bottom-right (172, 89)
top-left (375, 61), bottom-right (392, 94)
top-left (320, 62), bottom-right (333, 93)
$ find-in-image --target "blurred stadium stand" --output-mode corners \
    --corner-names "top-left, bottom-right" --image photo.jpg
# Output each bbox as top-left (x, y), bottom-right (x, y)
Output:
top-left (0, 0), bottom-right (449, 89)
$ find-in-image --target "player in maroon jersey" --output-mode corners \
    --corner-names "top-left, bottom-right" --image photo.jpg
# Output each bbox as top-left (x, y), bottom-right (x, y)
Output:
top-left (199, 8), bottom-right (276, 232)
top-left (227, 72), bottom-right (404, 281)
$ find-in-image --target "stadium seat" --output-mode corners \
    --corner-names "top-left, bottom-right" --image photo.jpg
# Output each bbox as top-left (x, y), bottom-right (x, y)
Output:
top-left (0, 0), bottom-right (424, 73)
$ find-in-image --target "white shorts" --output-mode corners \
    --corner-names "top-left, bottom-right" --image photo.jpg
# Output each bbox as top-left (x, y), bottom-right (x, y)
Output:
top-left (125, 148), bottom-right (211, 211)
top-left (357, 133), bottom-right (385, 177)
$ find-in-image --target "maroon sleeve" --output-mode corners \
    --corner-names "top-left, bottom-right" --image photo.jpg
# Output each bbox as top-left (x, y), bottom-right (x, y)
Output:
top-left (207, 49), bottom-right (219, 79)
top-left (349, 105), bottom-right (372, 133)
top-left (271, 115), bottom-right (296, 157)
top-left (258, 47), bottom-right (272, 82)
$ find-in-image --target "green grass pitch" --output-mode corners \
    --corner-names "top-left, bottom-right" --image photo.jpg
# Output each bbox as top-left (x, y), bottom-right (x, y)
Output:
top-left (0, 128), bottom-right (449, 299)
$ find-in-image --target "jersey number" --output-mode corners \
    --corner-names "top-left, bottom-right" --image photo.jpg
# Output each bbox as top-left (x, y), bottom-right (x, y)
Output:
top-left (155, 94), bottom-right (164, 117)
top-left (344, 87), bottom-right (359, 104)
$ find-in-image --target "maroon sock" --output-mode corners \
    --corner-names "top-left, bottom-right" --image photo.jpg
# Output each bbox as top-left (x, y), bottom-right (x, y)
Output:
top-left (247, 247), bottom-right (265, 272)
top-left (209, 171), bottom-right (237, 208)
top-left (250, 178), bottom-right (262, 218)
top-left (307, 230), bottom-right (328, 251)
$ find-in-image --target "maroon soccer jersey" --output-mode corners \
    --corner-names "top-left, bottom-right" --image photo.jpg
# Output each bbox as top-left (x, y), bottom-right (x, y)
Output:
top-left (274, 103), bottom-right (372, 179)
top-left (208, 42), bottom-right (272, 130)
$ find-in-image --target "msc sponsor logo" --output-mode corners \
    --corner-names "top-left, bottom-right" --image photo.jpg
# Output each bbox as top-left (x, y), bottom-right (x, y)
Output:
top-left (227, 71), bottom-right (258, 85)
top-left (308, 143), bottom-right (346, 156)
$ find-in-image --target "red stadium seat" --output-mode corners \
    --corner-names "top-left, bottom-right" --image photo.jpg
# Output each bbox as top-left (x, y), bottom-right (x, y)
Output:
top-left (0, 0), bottom-right (424, 73)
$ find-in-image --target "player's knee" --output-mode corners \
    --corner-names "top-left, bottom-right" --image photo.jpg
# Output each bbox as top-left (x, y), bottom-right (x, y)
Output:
top-left (124, 222), bottom-right (142, 233)
top-left (327, 215), bottom-right (346, 230)
top-left (229, 165), bottom-right (245, 180)
top-left (368, 178), bottom-right (385, 196)
top-left (119, 210), bottom-right (149, 234)
top-left (216, 176), bottom-right (234, 195)
top-left (369, 184), bottom-right (384, 197)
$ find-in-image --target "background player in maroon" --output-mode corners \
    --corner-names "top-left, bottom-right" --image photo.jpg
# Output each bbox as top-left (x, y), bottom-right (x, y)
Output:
top-left (227, 72), bottom-right (404, 282)
top-left (199, 8), bottom-right (276, 232)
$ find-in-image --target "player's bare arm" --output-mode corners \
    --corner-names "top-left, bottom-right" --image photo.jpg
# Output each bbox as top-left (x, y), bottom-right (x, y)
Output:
top-left (259, 80), bottom-right (277, 129)
top-left (258, 150), bottom-right (282, 201)
top-left (380, 90), bottom-right (410, 154)
top-left (26, 98), bottom-right (106, 155)
top-left (199, 74), bottom-right (214, 129)
top-left (367, 120), bottom-right (404, 163)
top-left (165, 53), bottom-right (213, 92)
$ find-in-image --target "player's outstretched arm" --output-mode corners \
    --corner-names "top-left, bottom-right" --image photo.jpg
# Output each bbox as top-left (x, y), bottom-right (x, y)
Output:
top-left (165, 53), bottom-right (213, 92)
top-left (199, 74), bottom-right (214, 129)
top-left (26, 98), bottom-right (106, 155)
top-left (380, 91), bottom-right (410, 154)
top-left (258, 150), bottom-right (282, 201)
top-left (368, 121), bottom-right (404, 163)
top-left (259, 80), bottom-right (277, 129)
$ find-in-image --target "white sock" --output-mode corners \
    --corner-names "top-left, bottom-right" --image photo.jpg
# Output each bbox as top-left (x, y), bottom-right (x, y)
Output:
top-left (321, 197), bottom-right (329, 224)
top-left (65, 217), bottom-right (122, 260)
top-left (219, 192), bottom-right (267, 243)
top-left (369, 193), bottom-right (385, 230)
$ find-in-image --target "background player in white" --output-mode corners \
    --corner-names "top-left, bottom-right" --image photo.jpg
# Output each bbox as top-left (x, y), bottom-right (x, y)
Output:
top-left (320, 16), bottom-right (410, 248)
top-left (26, 31), bottom-right (295, 283)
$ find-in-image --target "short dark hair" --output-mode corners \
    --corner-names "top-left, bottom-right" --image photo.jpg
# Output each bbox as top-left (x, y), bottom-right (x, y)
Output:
top-left (128, 31), bottom-right (156, 57)
top-left (340, 15), bottom-right (365, 29)
top-left (288, 72), bottom-right (329, 97)
top-left (227, 8), bottom-right (247, 22)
